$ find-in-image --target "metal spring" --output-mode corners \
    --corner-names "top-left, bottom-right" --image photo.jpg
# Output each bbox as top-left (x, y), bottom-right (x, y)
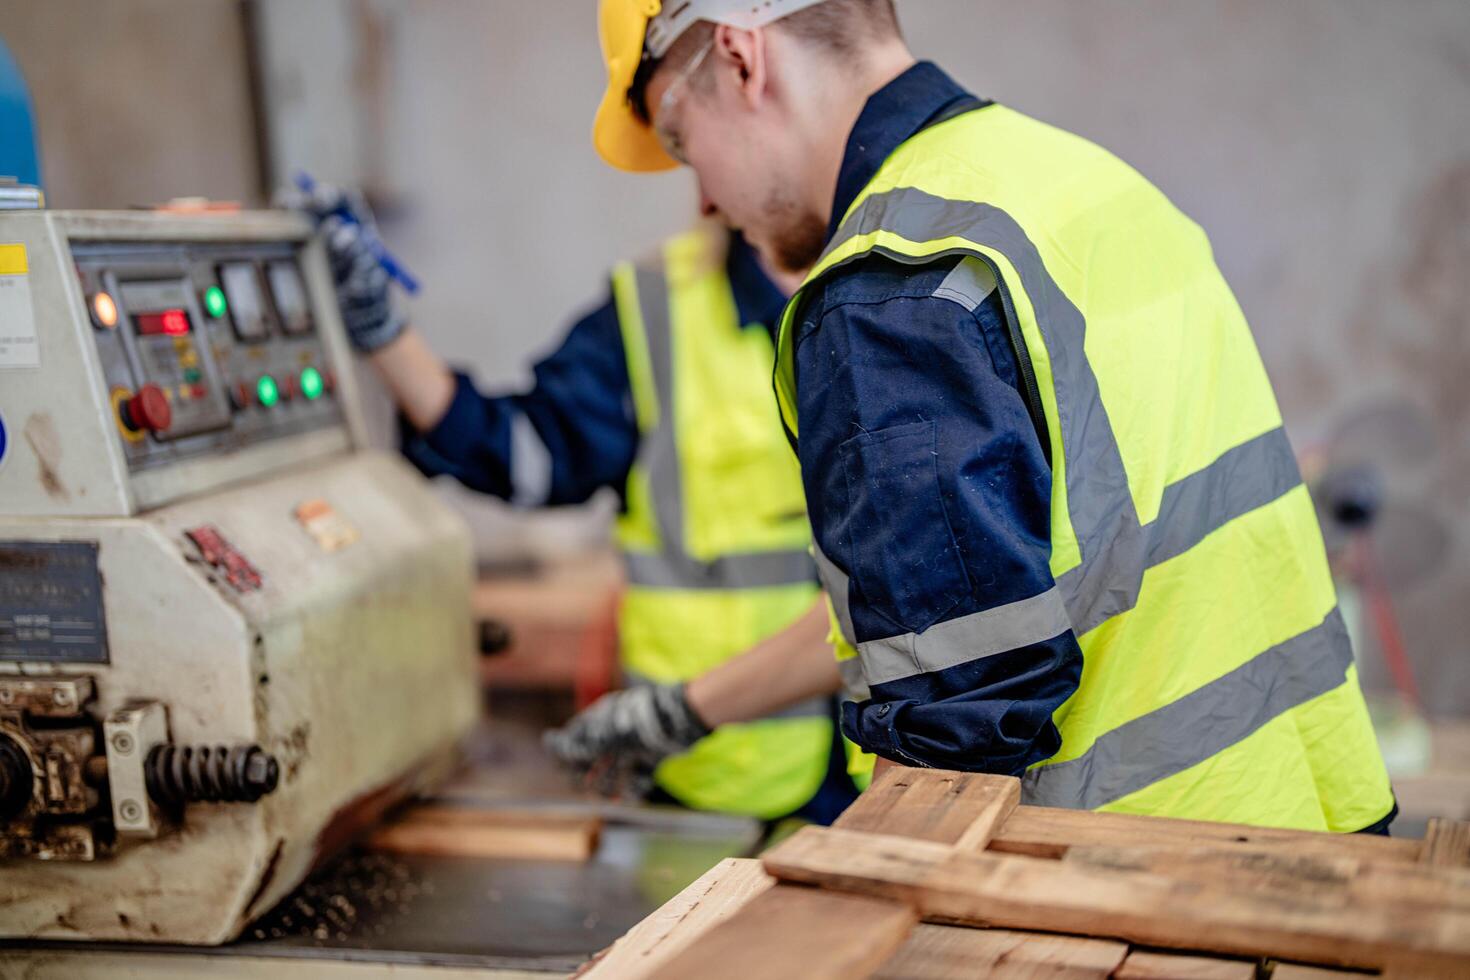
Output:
top-left (144, 743), bottom-right (279, 809)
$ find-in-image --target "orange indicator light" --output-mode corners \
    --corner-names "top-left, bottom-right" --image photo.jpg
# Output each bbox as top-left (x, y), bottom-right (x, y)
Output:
top-left (92, 291), bottom-right (119, 329)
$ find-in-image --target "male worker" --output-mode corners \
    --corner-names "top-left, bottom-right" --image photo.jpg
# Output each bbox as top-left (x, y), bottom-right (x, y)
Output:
top-left (590, 0), bottom-right (1396, 832)
top-left (307, 190), bottom-right (855, 823)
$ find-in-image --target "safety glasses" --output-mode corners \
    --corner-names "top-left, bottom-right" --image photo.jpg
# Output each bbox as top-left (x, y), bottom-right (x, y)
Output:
top-left (652, 38), bottom-right (714, 166)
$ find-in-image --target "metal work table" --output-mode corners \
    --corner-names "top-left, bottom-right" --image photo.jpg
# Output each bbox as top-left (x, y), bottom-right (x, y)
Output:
top-left (0, 799), bottom-right (762, 978)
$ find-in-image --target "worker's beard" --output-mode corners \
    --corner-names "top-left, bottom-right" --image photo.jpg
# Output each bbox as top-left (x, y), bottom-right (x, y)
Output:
top-left (763, 188), bottom-right (828, 275)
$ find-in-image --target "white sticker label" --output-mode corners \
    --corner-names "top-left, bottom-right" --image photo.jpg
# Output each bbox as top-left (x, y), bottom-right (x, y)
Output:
top-left (0, 243), bottom-right (38, 368)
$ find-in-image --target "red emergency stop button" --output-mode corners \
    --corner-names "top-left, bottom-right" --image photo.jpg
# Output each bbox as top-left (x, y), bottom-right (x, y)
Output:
top-left (119, 383), bottom-right (172, 434)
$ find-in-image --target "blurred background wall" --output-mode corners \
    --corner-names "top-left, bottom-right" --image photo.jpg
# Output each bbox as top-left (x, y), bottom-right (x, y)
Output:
top-left (1, 0), bottom-right (1465, 714)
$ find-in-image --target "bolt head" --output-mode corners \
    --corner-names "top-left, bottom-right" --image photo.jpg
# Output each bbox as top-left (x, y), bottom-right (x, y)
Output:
top-left (119, 799), bottom-right (142, 822)
top-left (244, 752), bottom-right (280, 794)
top-left (52, 688), bottom-right (73, 707)
top-left (110, 732), bottom-right (134, 755)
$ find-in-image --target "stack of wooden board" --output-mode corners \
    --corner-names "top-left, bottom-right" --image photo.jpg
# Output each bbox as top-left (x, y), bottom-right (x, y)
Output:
top-left (581, 769), bottom-right (1470, 979)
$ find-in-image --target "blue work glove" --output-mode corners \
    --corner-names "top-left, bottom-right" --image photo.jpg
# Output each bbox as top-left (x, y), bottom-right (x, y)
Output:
top-left (543, 683), bottom-right (711, 797)
top-left (290, 185), bottom-right (407, 353)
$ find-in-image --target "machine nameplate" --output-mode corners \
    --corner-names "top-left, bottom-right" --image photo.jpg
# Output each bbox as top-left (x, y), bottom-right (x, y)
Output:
top-left (0, 541), bottom-right (110, 663)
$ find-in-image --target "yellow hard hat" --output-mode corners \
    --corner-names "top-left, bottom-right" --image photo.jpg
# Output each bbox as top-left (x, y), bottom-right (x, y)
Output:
top-left (593, 0), bottom-right (831, 173)
top-left (594, 0), bottom-right (677, 173)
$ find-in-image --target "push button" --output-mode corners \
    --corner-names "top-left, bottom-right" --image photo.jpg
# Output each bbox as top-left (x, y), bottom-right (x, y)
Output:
top-left (118, 384), bottom-right (172, 434)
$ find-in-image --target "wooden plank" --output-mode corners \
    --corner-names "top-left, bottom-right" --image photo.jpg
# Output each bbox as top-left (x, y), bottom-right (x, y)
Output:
top-left (1115, 950), bottom-right (1257, 979)
top-left (835, 767), bottom-right (1020, 848)
top-left (643, 883), bottom-right (918, 980)
top-left (579, 858), bottom-right (773, 978)
top-left (991, 806), bottom-right (1423, 864)
top-left (1420, 818), bottom-right (1470, 868)
top-left (760, 826), bottom-right (1470, 973)
top-left (1268, 965), bottom-right (1372, 979)
top-left (1063, 844), bottom-right (1470, 913)
top-left (365, 804), bottom-right (601, 861)
top-left (874, 923), bottom-right (1126, 978)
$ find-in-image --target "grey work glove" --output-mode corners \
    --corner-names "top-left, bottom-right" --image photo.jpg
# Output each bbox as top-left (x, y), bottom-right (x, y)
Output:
top-left (288, 184), bottom-right (407, 353)
top-left (543, 683), bottom-right (711, 791)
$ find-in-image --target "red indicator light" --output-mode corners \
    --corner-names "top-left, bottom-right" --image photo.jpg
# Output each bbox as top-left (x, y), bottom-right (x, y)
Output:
top-left (135, 308), bottom-right (192, 336)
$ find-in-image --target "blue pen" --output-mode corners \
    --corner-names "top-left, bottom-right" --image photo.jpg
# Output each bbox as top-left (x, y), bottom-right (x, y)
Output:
top-left (295, 171), bottom-right (420, 296)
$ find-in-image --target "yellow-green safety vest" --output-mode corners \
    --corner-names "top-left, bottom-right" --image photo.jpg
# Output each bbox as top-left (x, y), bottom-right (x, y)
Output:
top-left (776, 104), bottom-right (1394, 832)
top-left (613, 225), bottom-right (833, 819)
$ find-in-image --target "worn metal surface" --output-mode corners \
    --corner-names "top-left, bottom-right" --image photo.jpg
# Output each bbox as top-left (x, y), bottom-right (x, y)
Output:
top-left (0, 210), bottom-right (364, 517)
top-left (0, 675), bottom-right (103, 861)
top-left (0, 453), bottom-right (478, 943)
top-left (0, 803), bottom-right (762, 975)
top-left (0, 211), bottom-right (478, 944)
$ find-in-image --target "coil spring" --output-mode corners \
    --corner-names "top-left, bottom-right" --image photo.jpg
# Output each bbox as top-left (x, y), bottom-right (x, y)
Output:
top-left (144, 743), bottom-right (280, 809)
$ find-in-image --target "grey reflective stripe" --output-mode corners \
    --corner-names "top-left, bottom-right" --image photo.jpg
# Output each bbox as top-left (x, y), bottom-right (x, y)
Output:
top-left (622, 669), bottom-right (831, 722)
top-left (634, 264), bottom-right (687, 557)
top-left (626, 261), bottom-right (814, 593)
top-left (837, 658), bottom-right (871, 704)
top-left (931, 256), bottom-right (996, 311)
top-left (812, 544), bottom-right (868, 701)
top-left (1022, 606), bottom-right (1354, 810)
top-left (818, 184), bottom-right (1324, 802)
top-left (624, 549), bottom-right (817, 590)
top-left (821, 187), bottom-right (1304, 636)
top-left (822, 187), bottom-right (1138, 636)
top-left (857, 586), bottom-right (1071, 687)
top-left (1144, 426), bottom-right (1302, 569)
top-left (1053, 425), bottom-right (1303, 633)
top-left (508, 410), bottom-right (553, 507)
top-left (811, 544), bottom-right (857, 648)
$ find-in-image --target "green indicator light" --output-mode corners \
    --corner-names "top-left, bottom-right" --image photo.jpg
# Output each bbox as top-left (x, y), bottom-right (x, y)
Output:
top-left (300, 366), bottom-right (324, 401)
top-left (204, 286), bottom-right (228, 319)
top-left (256, 375), bottom-right (280, 407)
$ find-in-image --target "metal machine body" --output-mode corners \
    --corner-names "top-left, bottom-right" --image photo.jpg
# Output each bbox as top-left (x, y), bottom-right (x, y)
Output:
top-left (0, 211), bottom-right (479, 944)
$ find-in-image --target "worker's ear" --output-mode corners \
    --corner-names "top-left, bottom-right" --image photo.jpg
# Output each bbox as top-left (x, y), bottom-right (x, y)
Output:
top-left (712, 24), bottom-right (767, 111)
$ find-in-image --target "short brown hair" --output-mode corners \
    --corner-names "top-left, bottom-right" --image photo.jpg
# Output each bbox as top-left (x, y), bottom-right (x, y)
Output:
top-left (629, 0), bottom-right (901, 121)
top-left (779, 0), bottom-right (901, 56)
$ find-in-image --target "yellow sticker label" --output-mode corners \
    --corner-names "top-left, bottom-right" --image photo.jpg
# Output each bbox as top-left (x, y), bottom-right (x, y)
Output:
top-left (0, 244), bottom-right (37, 367)
top-left (0, 244), bottom-right (28, 276)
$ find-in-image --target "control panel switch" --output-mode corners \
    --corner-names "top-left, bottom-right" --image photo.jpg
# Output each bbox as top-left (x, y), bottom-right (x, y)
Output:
top-left (118, 384), bottom-right (173, 434)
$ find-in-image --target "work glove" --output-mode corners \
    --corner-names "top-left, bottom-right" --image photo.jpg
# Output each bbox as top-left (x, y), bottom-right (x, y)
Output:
top-left (543, 683), bottom-right (711, 794)
top-left (288, 184), bottom-right (407, 353)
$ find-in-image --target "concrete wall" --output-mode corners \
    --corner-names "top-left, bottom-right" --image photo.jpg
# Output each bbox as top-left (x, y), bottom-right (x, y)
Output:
top-left (4, 1), bottom-right (1466, 712)
top-left (361, 0), bottom-right (1470, 713)
top-left (0, 0), bottom-right (261, 208)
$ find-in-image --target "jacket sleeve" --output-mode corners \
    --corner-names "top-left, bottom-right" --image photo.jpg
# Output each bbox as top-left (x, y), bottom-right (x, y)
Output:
top-left (794, 256), bottom-right (1082, 774)
top-left (400, 296), bottom-right (640, 507)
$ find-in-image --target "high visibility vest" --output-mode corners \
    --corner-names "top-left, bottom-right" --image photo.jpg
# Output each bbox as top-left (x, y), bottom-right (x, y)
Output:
top-left (612, 226), bottom-right (833, 819)
top-left (776, 104), bottom-right (1395, 832)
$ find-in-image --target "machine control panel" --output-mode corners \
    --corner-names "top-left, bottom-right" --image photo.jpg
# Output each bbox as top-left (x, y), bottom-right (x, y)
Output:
top-left (72, 241), bottom-right (344, 472)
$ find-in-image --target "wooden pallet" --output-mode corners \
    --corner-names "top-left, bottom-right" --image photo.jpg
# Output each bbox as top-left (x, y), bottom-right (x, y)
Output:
top-left (582, 769), bottom-right (1470, 979)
